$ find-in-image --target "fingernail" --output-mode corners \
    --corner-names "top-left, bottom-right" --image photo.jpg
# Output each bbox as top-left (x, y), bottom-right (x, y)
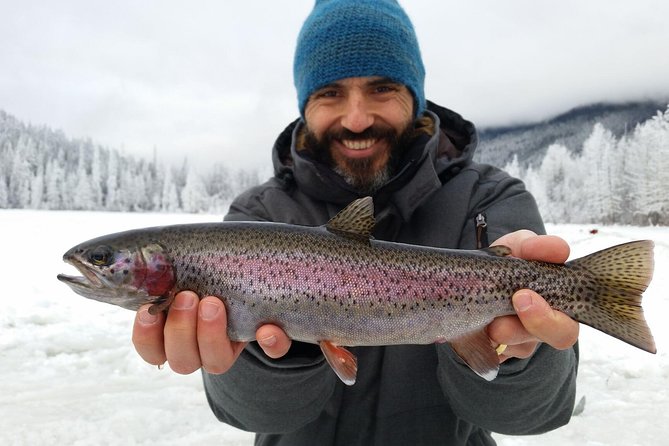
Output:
top-left (200, 301), bottom-right (221, 320)
top-left (514, 291), bottom-right (534, 313)
top-left (172, 293), bottom-right (196, 310)
top-left (259, 335), bottom-right (277, 348)
top-left (138, 308), bottom-right (158, 324)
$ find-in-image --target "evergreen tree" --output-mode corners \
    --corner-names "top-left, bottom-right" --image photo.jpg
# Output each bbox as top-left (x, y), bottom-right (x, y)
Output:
top-left (160, 166), bottom-right (180, 212)
top-left (580, 124), bottom-right (620, 223)
top-left (30, 162), bottom-right (45, 209)
top-left (45, 159), bottom-right (63, 210)
top-left (0, 172), bottom-right (8, 208)
top-left (106, 150), bottom-right (119, 210)
top-left (73, 144), bottom-right (95, 210)
top-left (181, 165), bottom-right (208, 213)
top-left (9, 144), bottom-right (31, 208)
top-left (90, 146), bottom-right (104, 209)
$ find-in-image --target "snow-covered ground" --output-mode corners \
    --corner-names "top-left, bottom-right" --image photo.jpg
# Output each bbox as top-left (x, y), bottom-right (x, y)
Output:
top-left (1, 210), bottom-right (667, 446)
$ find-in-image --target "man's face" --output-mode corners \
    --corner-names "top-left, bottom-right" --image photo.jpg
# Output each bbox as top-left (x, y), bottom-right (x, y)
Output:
top-left (303, 77), bottom-right (415, 193)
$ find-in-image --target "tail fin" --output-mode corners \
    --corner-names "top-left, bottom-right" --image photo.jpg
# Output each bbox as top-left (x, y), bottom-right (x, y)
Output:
top-left (567, 240), bottom-right (656, 353)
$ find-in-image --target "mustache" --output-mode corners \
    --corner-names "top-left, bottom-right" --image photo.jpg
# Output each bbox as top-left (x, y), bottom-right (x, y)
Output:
top-left (323, 125), bottom-right (398, 143)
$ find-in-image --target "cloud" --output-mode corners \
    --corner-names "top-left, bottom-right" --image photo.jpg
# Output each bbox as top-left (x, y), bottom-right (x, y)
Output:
top-left (1, 0), bottom-right (668, 169)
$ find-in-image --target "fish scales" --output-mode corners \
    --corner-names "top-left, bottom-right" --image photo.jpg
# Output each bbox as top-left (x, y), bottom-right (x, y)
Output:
top-left (58, 197), bottom-right (656, 383)
top-left (107, 223), bottom-right (578, 345)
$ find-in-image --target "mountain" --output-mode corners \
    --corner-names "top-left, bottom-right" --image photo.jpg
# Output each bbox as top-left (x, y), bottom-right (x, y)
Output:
top-left (474, 100), bottom-right (668, 167)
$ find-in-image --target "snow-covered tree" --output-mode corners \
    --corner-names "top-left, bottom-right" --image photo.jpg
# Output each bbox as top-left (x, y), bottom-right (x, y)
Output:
top-left (160, 166), bottom-right (180, 212)
top-left (9, 144), bottom-right (32, 208)
top-left (90, 146), bottom-right (104, 209)
top-left (580, 124), bottom-right (621, 223)
top-left (44, 159), bottom-right (63, 210)
top-left (30, 163), bottom-right (45, 209)
top-left (0, 172), bottom-right (8, 207)
top-left (181, 165), bottom-right (208, 213)
top-left (72, 144), bottom-right (96, 210)
top-left (105, 150), bottom-right (119, 210)
top-left (535, 144), bottom-right (575, 223)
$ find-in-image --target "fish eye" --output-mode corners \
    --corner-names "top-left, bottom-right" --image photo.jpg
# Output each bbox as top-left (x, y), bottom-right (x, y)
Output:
top-left (88, 246), bottom-right (114, 266)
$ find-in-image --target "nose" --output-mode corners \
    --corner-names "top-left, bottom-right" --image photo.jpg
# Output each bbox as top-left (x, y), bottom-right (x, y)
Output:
top-left (340, 93), bottom-right (374, 133)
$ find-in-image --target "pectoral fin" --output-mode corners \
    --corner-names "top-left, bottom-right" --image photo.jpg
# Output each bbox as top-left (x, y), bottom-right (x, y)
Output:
top-left (148, 290), bottom-right (177, 315)
top-left (449, 328), bottom-right (500, 381)
top-left (319, 340), bottom-right (358, 386)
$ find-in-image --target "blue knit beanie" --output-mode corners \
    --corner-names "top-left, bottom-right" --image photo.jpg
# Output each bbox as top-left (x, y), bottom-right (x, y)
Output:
top-left (293, 0), bottom-right (426, 117)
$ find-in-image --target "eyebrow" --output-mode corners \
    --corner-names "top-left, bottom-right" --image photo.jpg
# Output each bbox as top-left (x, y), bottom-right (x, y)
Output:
top-left (312, 77), bottom-right (403, 94)
top-left (366, 77), bottom-right (402, 88)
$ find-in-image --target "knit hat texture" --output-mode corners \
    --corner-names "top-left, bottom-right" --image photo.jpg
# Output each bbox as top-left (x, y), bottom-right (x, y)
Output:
top-left (293, 0), bottom-right (426, 117)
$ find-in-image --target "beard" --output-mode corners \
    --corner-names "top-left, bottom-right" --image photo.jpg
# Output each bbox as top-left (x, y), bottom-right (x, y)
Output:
top-left (303, 121), bottom-right (415, 195)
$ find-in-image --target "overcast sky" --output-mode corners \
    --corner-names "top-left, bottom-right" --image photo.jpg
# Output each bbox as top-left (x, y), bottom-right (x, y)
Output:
top-left (2, 0), bottom-right (668, 170)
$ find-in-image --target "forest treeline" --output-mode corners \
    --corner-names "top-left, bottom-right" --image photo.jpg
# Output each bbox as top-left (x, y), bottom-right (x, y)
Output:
top-left (2, 107), bottom-right (668, 224)
top-left (0, 110), bottom-right (263, 213)
top-left (505, 107), bottom-right (669, 225)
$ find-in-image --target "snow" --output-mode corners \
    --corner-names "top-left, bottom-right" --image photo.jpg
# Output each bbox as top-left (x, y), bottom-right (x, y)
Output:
top-left (1, 210), bottom-right (667, 445)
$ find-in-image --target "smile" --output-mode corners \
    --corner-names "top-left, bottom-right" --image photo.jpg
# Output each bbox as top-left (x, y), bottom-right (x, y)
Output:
top-left (342, 139), bottom-right (377, 150)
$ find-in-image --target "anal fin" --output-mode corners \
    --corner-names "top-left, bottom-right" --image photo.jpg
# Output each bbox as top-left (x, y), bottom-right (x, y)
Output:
top-left (319, 340), bottom-right (358, 386)
top-left (450, 328), bottom-right (500, 381)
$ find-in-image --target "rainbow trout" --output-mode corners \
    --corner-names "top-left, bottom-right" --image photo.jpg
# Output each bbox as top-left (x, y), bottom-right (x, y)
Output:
top-left (57, 197), bottom-right (656, 384)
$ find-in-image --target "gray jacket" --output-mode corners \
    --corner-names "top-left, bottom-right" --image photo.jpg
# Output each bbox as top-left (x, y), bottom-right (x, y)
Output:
top-left (202, 102), bottom-right (578, 445)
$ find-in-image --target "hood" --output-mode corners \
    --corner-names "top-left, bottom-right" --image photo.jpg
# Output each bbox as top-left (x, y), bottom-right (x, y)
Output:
top-left (270, 101), bottom-right (478, 221)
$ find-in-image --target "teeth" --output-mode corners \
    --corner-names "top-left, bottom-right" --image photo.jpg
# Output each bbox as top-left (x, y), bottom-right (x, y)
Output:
top-left (342, 139), bottom-right (376, 150)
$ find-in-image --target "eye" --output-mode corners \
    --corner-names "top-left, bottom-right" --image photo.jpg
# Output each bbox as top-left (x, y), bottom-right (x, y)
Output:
top-left (88, 246), bottom-right (114, 266)
top-left (316, 89), bottom-right (339, 99)
top-left (374, 84), bottom-right (398, 94)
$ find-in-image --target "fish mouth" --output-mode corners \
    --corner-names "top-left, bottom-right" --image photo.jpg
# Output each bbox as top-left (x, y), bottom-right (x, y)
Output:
top-left (57, 257), bottom-right (103, 289)
top-left (58, 249), bottom-right (153, 312)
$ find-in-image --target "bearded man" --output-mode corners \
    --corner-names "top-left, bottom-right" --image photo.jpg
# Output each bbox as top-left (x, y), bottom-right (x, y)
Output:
top-left (132, 1), bottom-right (579, 444)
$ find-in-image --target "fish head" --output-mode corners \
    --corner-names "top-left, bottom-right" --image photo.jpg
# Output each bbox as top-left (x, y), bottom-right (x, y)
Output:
top-left (58, 232), bottom-right (176, 311)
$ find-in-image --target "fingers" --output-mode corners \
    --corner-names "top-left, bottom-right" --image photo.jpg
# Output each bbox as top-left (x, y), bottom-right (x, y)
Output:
top-left (487, 231), bottom-right (577, 361)
top-left (133, 304), bottom-right (167, 366)
top-left (197, 296), bottom-right (247, 374)
top-left (132, 291), bottom-right (292, 375)
top-left (256, 324), bottom-right (292, 359)
top-left (492, 230), bottom-right (570, 263)
top-left (488, 290), bottom-right (580, 362)
top-left (487, 314), bottom-right (539, 362)
top-left (164, 291), bottom-right (202, 374)
top-left (512, 290), bottom-right (579, 350)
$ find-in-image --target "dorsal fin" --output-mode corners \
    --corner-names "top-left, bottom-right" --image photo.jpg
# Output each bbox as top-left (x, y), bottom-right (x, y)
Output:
top-left (325, 197), bottom-right (375, 242)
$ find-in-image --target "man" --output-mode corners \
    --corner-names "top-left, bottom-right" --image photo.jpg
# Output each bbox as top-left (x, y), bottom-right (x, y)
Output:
top-left (133, 0), bottom-right (579, 444)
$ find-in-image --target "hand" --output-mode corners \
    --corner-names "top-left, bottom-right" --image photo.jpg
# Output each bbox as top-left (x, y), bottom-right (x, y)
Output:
top-left (132, 291), bottom-right (292, 374)
top-left (486, 230), bottom-right (580, 363)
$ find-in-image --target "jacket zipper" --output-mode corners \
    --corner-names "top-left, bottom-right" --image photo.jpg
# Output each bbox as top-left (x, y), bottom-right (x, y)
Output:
top-left (475, 213), bottom-right (488, 249)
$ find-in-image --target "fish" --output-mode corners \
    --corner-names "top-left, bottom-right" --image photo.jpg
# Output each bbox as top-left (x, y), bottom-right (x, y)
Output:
top-left (57, 197), bottom-right (656, 384)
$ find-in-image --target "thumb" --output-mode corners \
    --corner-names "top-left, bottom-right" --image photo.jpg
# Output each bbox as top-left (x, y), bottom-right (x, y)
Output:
top-left (256, 324), bottom-right (292, 359)
top-left (513, 290), bottom-right (579, 350)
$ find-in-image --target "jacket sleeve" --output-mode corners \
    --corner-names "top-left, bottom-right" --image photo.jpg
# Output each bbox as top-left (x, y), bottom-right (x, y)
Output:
top-left (203, 343), bottom-right (337, 433)
top-left (437, 165), bottom-right (579, 435)
top-left (202, 185), bottom-right (337, 433)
